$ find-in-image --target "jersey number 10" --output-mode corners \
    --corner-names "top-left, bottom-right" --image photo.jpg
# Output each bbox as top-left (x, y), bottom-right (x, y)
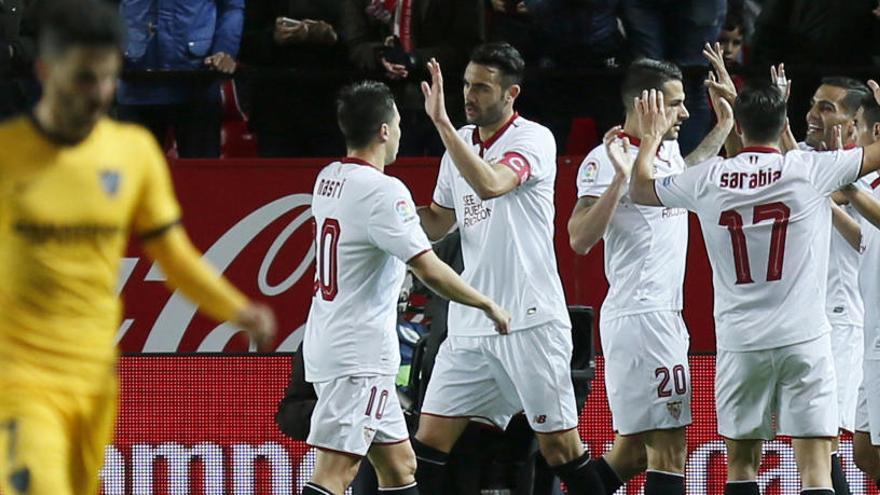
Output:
top-left (718, 202), bottom-right (791, 285)
top-left (313, 218), bottom-right (340, 301)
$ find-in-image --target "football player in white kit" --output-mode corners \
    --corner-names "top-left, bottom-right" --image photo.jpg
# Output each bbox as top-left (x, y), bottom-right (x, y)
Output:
top-left (567, 48), bottom-right (736, 495)
top-left (624, 81), bottom-right (880, 495)
top-left (303, 81), bottom-right (510, 495)
top-left (412, 43), bottom-right (594, 493)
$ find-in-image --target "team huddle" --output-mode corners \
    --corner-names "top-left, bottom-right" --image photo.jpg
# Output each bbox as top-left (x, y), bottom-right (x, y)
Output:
top-left (303, 41), bottom-right (880, 495)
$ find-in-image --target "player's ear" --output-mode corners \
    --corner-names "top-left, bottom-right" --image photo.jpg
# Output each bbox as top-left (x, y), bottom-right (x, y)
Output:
top-left (735, 120), bottom-right (744, 138)
top-left (872, 122), bottom-right (880, 142)
top-left (378, 122), bottom-right (390, 143)
top-left (506, 84), bottom-right (520, 103)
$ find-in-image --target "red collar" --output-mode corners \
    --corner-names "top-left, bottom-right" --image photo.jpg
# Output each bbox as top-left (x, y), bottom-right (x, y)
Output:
top-left (472, 112), bottom-right (519, 150)
top-left (844, 143), bottom-right (858, 150)
top-left (341, 156), bottom-right (379, 169)
top-left (617, 131), bottom-right (641, 147)
top-left (738, 146), bottom-right (782, 155)
top-left (871, 175), bottom-right (880, 190)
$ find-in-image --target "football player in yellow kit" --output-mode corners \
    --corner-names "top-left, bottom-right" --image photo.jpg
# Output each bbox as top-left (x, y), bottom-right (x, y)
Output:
top-left (0, 1), bottom-right (276, 494)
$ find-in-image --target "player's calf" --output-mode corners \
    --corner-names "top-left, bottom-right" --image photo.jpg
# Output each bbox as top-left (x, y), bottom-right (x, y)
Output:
top-left (308, 449), bottom-right (362, 495)
top-left (792, 437), bottom-right (834, 493)
top-left (724, 438), bottom-right (762, 494)
top-left (853, 432), bottom-right (880, 481)
top-left (368, 441), bottom-right (418, 491)
top-left (644, 428), bottom-right (687, 495)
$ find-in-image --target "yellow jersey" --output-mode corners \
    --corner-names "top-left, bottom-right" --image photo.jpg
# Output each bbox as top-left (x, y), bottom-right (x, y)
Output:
top-left (0, 115), bottom-right (180, 393)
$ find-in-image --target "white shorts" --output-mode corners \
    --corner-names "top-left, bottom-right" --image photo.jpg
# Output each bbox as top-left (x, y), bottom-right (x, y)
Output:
top-left (716, 333), bottom-right (838, 440)
top-left (855, 380), bottom-right (870, 434)
top-left (308, 374), bottom-right (409, 456)
top-left (421, 322), bottom-right (578, 433)
top-left (863, 359), bottom-right (880, 445)
top-left (600, 311), bottom-right (692, 435)
top-left (830, 324), bottom-right (864, 432)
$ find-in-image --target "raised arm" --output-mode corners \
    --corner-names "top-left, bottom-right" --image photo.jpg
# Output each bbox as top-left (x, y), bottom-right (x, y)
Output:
top-left (421, 58), bottom-right (521, 200)
top-left (830, 202), bottom-right (863, 252)
top-left (630, 90), bottom-right (680, 206)
top-left (408, 250), bottom-right (510, 333)
top-left (840, 184), bottom-right (880, 230)
top-left (687, 42), bottom-right (736, 164)
top-left (858, 80), bottom-right (880, 177)
top-left (568, 127), bottom-right (631, 254)
top-left (418, 202), bottom-right (457, 241)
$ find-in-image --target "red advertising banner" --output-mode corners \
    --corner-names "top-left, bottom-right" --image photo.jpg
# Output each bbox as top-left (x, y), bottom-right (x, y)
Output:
top-left (119, 157), bottom-right (717, 354)
top-left (106, 355), bottom-right (876, 494)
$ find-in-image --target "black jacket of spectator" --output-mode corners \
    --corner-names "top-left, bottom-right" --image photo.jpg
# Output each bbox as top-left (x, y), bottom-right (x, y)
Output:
top-left (239, 0), bottom-right (346, 156)
top-left (750, 0), bottom-right (877, 67)
top-left (0, 0), bottom-right (38, 120)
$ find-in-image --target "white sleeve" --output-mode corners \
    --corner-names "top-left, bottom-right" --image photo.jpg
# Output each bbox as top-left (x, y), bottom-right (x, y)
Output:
top-left (369, 180), bottom-right (433, 262)
top-left (800, 148), bottom-right (864, 195)
top-left (432, 153), bottom-right (456, 209)
top-left (499, 125), bottom-right (556, 185)
top-left (576, 148), bottom-right (616, 198)
top-left (654, 159), bottom-right (716, 211)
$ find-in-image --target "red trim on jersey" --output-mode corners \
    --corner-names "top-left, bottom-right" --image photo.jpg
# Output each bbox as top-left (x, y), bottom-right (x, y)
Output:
top-left (419, 412), bottom-right (505, 432)
top-left (372, 437), bottom-right (410, 446)
top-left (844, 143), bottom-right (858, 150)
top-left (533, 425), bottom-right (578, 435)
top-left (406, 248), bottom-right (432, 264)
top-left (498, 151), bottom-right (531, 185)
top-left (307, 443), bottom-right (365, 459)
top-left (471, 111), bottom-right (520, 150)
top-left (871, 176), bottom-right (880, 190)
top-left (341, 156), bottom-right (379, 169)
top-left (738, 146), bottom-right (782, 155)
top-left (618, 131), bottom-right (641, 147)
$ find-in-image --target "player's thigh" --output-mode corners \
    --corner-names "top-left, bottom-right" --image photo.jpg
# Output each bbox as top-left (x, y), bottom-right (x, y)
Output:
top-left (420, 336), bottom-right (514, 432)
top-left (313, 448), bottom-right (362, 490)
top-left (715, 348), bottom-right (775, 440)
top-left (490, 323), bottom-right (578, 433)
top-left (0, 386), bottom-right (75, 495)
top-left (776, 334), bottom-right (838, 438)
top-left (308, 375), bottom-right (402, 457)
top-left (601, 312), bottom-right (691, 435)
top-left (367, 440), bottom-right (417, 487)
top-left (72, 377), bottom-right (119, 495)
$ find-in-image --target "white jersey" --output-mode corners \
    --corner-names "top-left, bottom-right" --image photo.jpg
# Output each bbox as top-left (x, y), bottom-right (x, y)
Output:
top-left (305, 158), bottom-right (432, 382)
top-left (432, 113), bottom-right (570, 336)
top-left (860, 172), bottom-right (880, 359)
top-left (656, 146), bottom-right (864, 351)
top-left (576, 134), bottom-right (688, 319)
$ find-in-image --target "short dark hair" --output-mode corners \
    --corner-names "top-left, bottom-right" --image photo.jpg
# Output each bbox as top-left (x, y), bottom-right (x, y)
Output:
top-left (38, 0), bottom-right (125, 57)
top-left (861, 93), bottom-right (880, 130)
top-left (734, 80), bottom-right (787, 143)
top-left (821, 77), bottom-right (870, 116)
top-left (621, 58), bottom-right (683, 111)
top-left (336, 81), bottom-right (396, 149)
top-left (723, 11), bottom-right (745, 33)
top-left (469, 42), bottom-right (525, 87)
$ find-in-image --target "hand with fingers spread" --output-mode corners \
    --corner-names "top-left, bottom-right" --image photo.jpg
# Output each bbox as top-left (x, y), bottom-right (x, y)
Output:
top-left (869, 80), bottom-right (880, 106)
top-left (770, 63), bottom-right (791, 102)
top-left (826, 124), bottom-right (844, 151)
top-left (635, 89), bottom-right (677, 141)
top-left (603, 126), bottom-right (633, 179)
top-left (381, 57), bottom-right (409, 80)
top-left (703, 42), bottom-right (737, 105)
top-left (421, 58), bottom-right (452, 127)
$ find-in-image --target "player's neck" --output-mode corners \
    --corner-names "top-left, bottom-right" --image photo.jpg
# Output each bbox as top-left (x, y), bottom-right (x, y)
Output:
top-left (621, 117), bottom-right (641, 140)
top-left (346, 148), bottom-right (386, 172)
top-left (478, 107), bottom-right (516, 143)
top-left (740, 139), bottom-right (780, 152)
top-left (32, 99), bottom-right (92, 146)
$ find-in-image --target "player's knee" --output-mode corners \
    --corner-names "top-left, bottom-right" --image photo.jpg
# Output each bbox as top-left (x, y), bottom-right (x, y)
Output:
top-left (373, 450), bottom-right (417, 486)
top-left (853, 436), bottom-right (880, 478)
top-left (536, 430), bottom-right (583, 466)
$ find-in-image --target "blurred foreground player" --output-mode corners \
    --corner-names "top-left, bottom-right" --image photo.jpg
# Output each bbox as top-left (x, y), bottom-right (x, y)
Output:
top-left (624, 81), bottom-right (880, 495)
top-left (414, 43), bottom-right (591, 493)
top-left (302, 81), bottom-right (510, 495)
top-left (0, 1), bottom-right (276, 494)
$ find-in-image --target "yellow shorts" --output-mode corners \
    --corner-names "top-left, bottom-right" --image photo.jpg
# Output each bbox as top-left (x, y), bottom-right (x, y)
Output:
top-left (0, 374), bottom-right (118, 495)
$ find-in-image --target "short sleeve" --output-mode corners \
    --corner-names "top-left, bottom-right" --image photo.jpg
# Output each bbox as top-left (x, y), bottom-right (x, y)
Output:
top-left (432, 153), bottom-right (456, 210)
top-left (369, 179), bottom-right (433, 263)
top-left (654, 159), bottom-right (716, 211)
top-left (502, 125), bottom-right (556, 184)
top-left (576, 149), bottom-right (617, 198)
top-left (133, 130), bottom-right (182, 237)
top-left (800, 148), bottom-right (864, 195)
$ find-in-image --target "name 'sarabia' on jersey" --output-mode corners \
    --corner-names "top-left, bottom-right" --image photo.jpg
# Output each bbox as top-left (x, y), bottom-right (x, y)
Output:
top-left (304, 158), bottom-right (431, 383)
top-left (576, 135), bottom-right (689, 321)
top-left (655, 147), bottom-right (864, 351)
top-left (432, 113), bottom-right (570, 336)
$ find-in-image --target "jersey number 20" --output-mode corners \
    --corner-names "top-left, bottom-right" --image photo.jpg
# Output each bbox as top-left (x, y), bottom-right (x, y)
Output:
top-left (314, 218), bottom-right (340, 301)
top-left (718, 202), bottom-right (791, 285)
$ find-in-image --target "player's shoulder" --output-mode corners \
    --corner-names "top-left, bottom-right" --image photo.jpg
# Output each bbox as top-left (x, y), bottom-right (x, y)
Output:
top-left (102, 118), bottom-right (159, 146)
top-left (510, 115), bottom-right (554, 142)
top-left (456, 123), bottom-right (477, 140)
top-left (0, 115), bottom-right (38, 150)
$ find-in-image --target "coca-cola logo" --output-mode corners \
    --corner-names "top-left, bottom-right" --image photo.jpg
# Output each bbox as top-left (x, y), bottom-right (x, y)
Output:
top-left (118, 194), bottom-right (315, 353)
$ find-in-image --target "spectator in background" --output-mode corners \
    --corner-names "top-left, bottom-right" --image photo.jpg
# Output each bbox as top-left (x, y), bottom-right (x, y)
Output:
top-left (340, 0), bottom-right (484, 155)
top-left (750, 0), bottom-right (876, 68)
top-left (718, 10), bottom-right (745, 67)
top-left (239, 1), bottom-right (344, 157)
top-left (115, 0), bottom-right (243, 158)
top-left (0, 0), bottom-right (38, 120)
top-left (619, 0), bottom-right (727, 155)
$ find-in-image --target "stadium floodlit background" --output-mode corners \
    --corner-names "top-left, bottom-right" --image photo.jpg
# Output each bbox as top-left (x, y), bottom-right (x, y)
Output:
top-left (3, 0), bottom-right (880, 493)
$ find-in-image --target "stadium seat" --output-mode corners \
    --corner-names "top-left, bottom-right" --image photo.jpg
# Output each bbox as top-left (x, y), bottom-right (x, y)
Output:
top-left (220, 79), bottom-right (258, 158)
top-left (564, 117), bottom-right (599, 156)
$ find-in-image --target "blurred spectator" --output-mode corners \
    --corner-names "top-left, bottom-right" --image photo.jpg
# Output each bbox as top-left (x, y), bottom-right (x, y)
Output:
top-left (0, 0), bottom-right (39, 120)
top-left (488, 0), bottom-right (624, 69)
top-left (750, 0), bottom-right (876, 68)
top-left (718, 10), bottom-right (745, 66)
top-left (115, 0), bottom-right (244, 158)
top-left (340, 0), bottom-right (484, 155)
top-left (239, 1), bottom-right (344, 157)
top-left (619, 0), bottom-right (727, 155)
